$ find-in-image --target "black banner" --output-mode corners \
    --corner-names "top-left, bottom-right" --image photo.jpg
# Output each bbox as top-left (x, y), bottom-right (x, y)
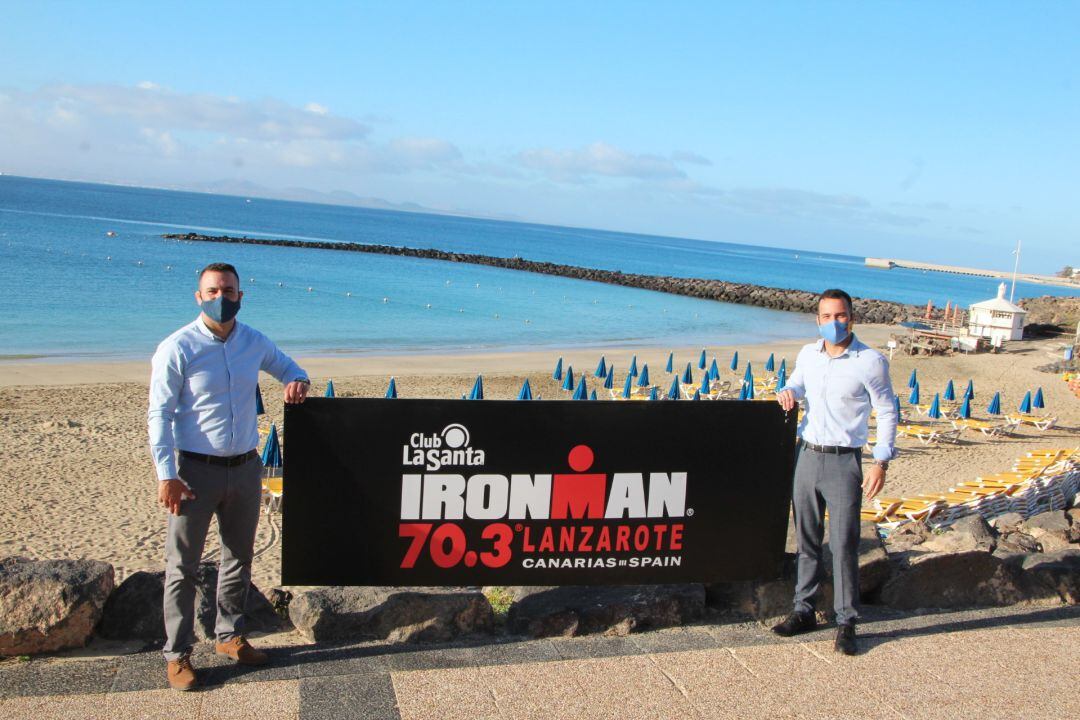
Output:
top-left (282, 398), bottom-right (797, 586)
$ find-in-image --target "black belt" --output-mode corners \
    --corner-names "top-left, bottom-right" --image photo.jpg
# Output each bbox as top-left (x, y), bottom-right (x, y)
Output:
top-left (801, 442), bottom-right (859, 455)
top-left (180, 449), bottom-right (259, 467)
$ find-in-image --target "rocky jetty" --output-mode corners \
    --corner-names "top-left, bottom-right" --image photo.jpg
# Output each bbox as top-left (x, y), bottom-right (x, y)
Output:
top-left (163, 232), bottom-right (922, 324)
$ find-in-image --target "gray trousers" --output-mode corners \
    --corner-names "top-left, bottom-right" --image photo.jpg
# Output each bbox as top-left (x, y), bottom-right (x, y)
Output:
top-left (163, 454), bottom-right (263, 661)
top-left (791, 444), bottom-right (863, 625)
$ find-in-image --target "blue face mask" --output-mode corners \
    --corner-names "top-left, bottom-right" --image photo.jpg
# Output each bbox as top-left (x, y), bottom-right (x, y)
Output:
top-left (199, 295), bottom-right (241, 323)
top-left (818, 319), bottom-right (849, 345)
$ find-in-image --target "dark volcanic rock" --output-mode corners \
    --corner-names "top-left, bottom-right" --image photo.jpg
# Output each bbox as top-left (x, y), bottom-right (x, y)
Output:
top-left (289, 586), bottom-right (493, 643)
top-left (997, 531), bottom-right (1043, 554)
top-left (161, 233), bottom-right (922, 323)
top-left (506, 585), bottom-right (705, 637)
top-left (0, 557), bottom-right (114, 656)
top-left (921, 515), bottom-right (996, 554)
top-left (1021, 550), bottom-right (1080, 605)
top-left (98, 563), bottom-right (283, 641)
top-left (880, 551), bottom-right (1025, 609)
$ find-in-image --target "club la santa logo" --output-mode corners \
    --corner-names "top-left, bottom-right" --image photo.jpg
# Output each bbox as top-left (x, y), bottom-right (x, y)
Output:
top-left (401, 423), bottom-right (486, 471)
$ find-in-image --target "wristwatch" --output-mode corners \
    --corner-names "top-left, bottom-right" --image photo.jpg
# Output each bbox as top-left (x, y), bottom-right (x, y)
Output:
top-left (873, 460), bottom-right (889, 471)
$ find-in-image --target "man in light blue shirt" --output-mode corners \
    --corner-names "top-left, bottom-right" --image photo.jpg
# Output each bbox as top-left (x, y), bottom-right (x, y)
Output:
top-left (149, 262), bottom-right (309, 690)
top-left (771, 288), bottom-right (897, 655)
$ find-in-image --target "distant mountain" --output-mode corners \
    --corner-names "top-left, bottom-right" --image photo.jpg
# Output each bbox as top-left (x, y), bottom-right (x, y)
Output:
top-left (186, 179), bottom-right (510, 220)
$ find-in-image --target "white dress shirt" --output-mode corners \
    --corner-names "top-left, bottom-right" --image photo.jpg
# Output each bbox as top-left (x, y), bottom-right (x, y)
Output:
top-left (148, 317), bottom-right (307, 481)
top-left (782, 334), bottom-right (898, 462)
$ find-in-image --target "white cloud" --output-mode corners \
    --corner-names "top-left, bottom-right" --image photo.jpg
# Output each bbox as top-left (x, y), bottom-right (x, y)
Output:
top-left (517, 142), bottom-right (688, 183)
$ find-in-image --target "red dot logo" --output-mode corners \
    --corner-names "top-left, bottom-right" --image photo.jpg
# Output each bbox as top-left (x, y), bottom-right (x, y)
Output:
top-left (568, 444), bottom-right (594, 472)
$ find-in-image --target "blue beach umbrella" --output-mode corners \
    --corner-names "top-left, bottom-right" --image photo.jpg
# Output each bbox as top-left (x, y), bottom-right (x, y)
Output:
top-left (255, 384), bottom-right (265, 415)
top-left (385, 377), bottom-right (398, 399)
top-left (892, 395), bottom-right (902, 417)
top-left (628, 355), bottom-right (639, 377)
top-left (572, 375), bottom-right (588, 401)
top-left (682, 362), bottom-right (693, 385)
top-left (698, 349), bottom-right (707, 370)
top-left (743, 362), bottom-right (753, 385)
top-left (667, 376), bottom-right (680, 400)
top-left (648, 386), bottom-right (659, 401)
top-left (779, 358), bottom-right (787, 377)
top-left (700, 374), bottom-right (711, 395)
top-left (261, 424), bottom-right (282, 469)
top-left (943, 380), bottom-right (955, 402)
top-left (1033, 387), bottom-right (1045, 409)
top-left (637, 364), bottom-right (650, 387)
top-left (692, 390), bottom-right (701, 401)
top-left (908, 383), bottom-right (920, 405)
top-left (908, 369), bottom-right (918, 389)
top-left (517, 379), bottom-right (533, 400)
top-left (958, 395), bottom-right (972, 419)
top-left (594, 356), bottom-right (607, 378)
top-left (562, 366), bottom-right (575, 392)
top-left (730, 351), bottom-right (739, 371)
top-left (737, 383), bottom-right (748, 401)
top-left (324, 379), bottom-right (335, 398)
top-left (776, 365), bottom-right (787, 391)
top-left (589, 389), bottom-right (597, 401)
top-left (765, 353), bottom-right (775, 372)
top-left (987, 392), bottom-right (1002, 415)
top-left (665, 352), bottom-right (674, 373)
top-left (745, 376), bottom-right (755, 400)
top-left (963, 379), bottom-right (974, 400)
top-left (468, 375), bottom-right (484, 400)
top-left (604, 366), bottom-right (615, 390)
top-left (928, 393), bottom-right (942, 419)
top-left (1018, 391), bottom-right (1032, 414)
top-left (708, 359), bottom-right (720, 381)
top-left (622, 373), bottom-right (633, 399)
top-left (552, 357), bottom-right (563, 381)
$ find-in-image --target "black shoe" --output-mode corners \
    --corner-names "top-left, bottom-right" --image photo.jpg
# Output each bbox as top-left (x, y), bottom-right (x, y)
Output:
top-left (771, 611), bottom-right (817, 637)
top-left (834, 623), bottom-right (857, 655)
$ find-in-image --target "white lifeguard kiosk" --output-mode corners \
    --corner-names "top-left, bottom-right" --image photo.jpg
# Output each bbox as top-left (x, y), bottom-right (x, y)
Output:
top-left (968, 282), bottom-right (1027, 346)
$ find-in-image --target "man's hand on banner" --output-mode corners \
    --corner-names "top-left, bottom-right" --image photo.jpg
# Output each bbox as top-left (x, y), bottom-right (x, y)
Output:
top-left (284, 380), bottom-right (310, 404)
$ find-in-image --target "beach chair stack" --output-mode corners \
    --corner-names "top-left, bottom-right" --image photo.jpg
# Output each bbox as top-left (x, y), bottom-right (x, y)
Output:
top-left (862, 447), bottom-right (1079, 532)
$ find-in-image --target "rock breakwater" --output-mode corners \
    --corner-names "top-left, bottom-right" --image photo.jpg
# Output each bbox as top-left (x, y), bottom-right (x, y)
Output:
top-left (164, 232), bottom-right (922, 324)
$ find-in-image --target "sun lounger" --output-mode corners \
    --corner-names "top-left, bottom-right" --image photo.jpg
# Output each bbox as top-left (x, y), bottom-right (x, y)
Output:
top-left (1006, 413), bottom-right (1058, 431)
top-left (950, 417), bottom-right (1019, 437)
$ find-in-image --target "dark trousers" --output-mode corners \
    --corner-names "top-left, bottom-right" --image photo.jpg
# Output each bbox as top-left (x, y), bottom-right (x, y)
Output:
top-left (163, 454), bottom-right (263, 660)
top-left (791, 444), bottom-right (863, 625)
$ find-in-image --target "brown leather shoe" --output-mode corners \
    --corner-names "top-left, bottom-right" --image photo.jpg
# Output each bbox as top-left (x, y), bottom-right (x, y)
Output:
top-left (215, 635), bottom-right (269, 665)
top-left (166, 655), bottom-right (198, 691)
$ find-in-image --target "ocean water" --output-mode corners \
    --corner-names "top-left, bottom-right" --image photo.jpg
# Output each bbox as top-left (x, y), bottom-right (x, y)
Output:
top-left (0, 176), bottom-right (1073, 360)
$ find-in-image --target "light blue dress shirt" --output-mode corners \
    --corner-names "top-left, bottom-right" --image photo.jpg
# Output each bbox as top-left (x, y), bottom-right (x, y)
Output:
top-left (782, 334), bottom-right (898, 462)
top-left (148, 318), bottom-right (308, 481)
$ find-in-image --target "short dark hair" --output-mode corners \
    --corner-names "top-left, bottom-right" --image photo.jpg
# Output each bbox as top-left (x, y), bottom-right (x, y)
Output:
top-left (819, 288), bottom-right (853, 316)
top-left (199, 262), bottom-right (240, 284)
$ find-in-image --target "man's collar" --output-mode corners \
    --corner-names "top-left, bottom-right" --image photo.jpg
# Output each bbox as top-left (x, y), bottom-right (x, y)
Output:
top-left (195, 316), bottom-right (239, 343)
top-left (816, 333), bottom-right (862, 357)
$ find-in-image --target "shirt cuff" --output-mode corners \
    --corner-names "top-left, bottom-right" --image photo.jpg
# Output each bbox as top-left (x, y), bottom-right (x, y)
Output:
top-left (872, 445), bottom-right (896, 462)
top-left (155, 457), bottom-right (178, 481)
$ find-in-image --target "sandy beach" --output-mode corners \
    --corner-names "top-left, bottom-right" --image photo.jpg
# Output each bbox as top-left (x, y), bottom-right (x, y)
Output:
top-left (1, 324), bottom-right (1077, 591)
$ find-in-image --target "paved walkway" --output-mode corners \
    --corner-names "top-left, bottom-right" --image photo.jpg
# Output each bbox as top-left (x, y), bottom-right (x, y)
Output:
top-left (1, 604), bottom-right (1077, 719)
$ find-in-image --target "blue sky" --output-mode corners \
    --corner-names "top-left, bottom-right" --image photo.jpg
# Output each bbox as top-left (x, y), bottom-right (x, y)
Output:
top-left (1, 2), bottom-right (1076, 273)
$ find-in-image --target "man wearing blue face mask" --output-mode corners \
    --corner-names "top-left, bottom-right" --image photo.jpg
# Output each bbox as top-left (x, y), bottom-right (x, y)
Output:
top-left (148, 262), bottom-right (310, 690)
top-left (771, 288), bottom-right (897, 655)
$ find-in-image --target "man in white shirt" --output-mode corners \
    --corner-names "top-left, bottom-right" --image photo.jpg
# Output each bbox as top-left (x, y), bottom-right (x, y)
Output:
top-left (772, 289), bottom-right (897, 655)
top-left (148, 262), bottom-right (309, 690)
